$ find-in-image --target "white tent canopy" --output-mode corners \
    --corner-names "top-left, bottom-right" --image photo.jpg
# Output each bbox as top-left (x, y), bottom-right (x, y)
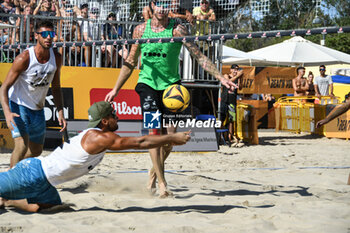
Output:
top-left (243, 36), bottom-right (350, 66)
top-left (221, 45), bottom-right (267, 66)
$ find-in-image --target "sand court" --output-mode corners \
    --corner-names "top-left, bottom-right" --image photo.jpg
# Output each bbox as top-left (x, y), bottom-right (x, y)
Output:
top-left (0, 130), bottom-right (349, 232)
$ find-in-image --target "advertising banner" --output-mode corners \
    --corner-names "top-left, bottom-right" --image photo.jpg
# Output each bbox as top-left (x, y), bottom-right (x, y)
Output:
top-left (90, 88), bottom-right (142, 120)
top-left (45, 88), bottom-right (74, 127)
top-left (222, 65), bottom-right (296, 94)
top-left (254, 67), bottom-right (296, 94)
top-left (324, 109), bottom-right (350, 139)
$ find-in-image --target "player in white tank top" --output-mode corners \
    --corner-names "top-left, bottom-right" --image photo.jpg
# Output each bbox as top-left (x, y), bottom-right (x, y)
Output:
top-left (39, 128), bottom-right (106, 186)
top-left (0, 20), bottom-right (67, 168)
top-left (8, 46), bottom-right (57, 110)
top-left (0, 101), bottom-right (191, 212)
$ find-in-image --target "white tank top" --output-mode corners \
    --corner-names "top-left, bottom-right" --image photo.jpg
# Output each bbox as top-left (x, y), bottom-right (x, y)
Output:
top-left (39, 128), bottom-right (106, 186)
top-left (8, 46), bottom-right (57, 110)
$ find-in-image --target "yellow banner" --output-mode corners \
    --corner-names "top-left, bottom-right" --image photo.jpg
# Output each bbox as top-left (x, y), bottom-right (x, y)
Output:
top-left (254, 67), bottom-right (296, 94)
top-left (0, 63), bottom-right (140, 120)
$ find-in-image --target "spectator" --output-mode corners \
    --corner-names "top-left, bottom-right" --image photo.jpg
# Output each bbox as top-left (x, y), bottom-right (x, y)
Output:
top-left (59, 4), bottom-right (80, 42)
top-left (0, 0), bottom-right (16, 15)
top-left (223, 64), bottom-right (243, 144)
top-left (88, 7), bottom-right (101, 41)
top-left (314, 65), bottom-right (335, 97)
top-left (102, 12), bottom-right (120, 40)
top-left (192, 0), bottom-right (215, 36)
top-left (192, 0), bottom-right (215, 69)
top-left (13, 0), bottom-right (36, 10)
top-left (101, 12), bottom-right (128, 68)
top-left (0, 7), bottom-right (10, 44)
top-left (292, 66), bottom-right (309, 96)
top-left (13, 4), bottom-right (34, 43)
top-left (33, 0), bottom-right (60, 17)
top-left (101, 12), bottom-right (118, 67)
top-left (58, 1), bottom-right (72, 41)
top-left (59, 5), bottom-right (81, 66)
top-left (58, 0), bottom-right (71, 17)
top-left (88, 7), bottom-right (102, 66)
top-left (50, 0), bottom-right (58, 13)
top-left (306, 71), bottom-right (315, 96)
top-left (1, 0), bottom-right (16, 25)
top-left (169, 0), bottom-right (193, 24)
top-left (76, 3), bottom-right (90, 66)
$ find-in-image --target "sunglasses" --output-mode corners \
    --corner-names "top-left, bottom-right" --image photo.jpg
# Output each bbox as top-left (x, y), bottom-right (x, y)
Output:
top-left (201, 1), bottom-right (209, 4)
top-left (66, 9), bottom-right (73, 13)
top-left (36, 31), bottom-right (56, 38)
top-left (319, 69), bottom-right (325, 71)
top-left (155, 2), bottom-right (169, 8)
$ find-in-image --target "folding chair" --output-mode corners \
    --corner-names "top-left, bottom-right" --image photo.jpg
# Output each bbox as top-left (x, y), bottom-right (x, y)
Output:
top-left (195, 114), bottom-right (230, 146)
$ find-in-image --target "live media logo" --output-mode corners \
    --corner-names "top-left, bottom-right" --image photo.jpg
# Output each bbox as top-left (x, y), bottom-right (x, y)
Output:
top-left (143, 111), bottom-right (161, 129)
top-left (143, 111), bottom-right (222, 129)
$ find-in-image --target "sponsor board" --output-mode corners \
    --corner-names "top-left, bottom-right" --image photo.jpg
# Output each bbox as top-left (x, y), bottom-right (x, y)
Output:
top-left (324, 110), bottom-right (350, 139)
top-left (221, 66), bottom-right (296, 94)
top-left (45, 88), bottom-right (74, 127)
top-left (90, 88), bottom-right (142, 120)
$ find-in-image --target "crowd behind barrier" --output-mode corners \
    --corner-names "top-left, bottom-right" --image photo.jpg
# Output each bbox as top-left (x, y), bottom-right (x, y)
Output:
top-left (0, 12), bottom-right (220, 83)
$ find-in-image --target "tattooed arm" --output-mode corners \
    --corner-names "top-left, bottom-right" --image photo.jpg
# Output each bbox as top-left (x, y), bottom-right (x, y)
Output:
top-left (105, 23), bottom-right (145, 102)
top-left (173, 24), bottom-right (237, 91)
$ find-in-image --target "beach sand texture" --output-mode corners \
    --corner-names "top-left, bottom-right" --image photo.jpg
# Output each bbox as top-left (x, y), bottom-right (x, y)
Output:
top-left (0, 130), bottom-right (349, 233)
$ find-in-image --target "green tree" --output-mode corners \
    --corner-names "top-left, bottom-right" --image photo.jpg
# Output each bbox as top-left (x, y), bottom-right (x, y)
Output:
top-left (225, 0), bottom-right (350, 54)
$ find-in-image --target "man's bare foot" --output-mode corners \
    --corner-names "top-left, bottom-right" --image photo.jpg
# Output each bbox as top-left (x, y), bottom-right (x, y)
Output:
top-left (147, 169), bottom-right (157, 195)
top-left (159, 189), bottom-right (174, 198)
top-left (158, 183), bottom-right (173, 198)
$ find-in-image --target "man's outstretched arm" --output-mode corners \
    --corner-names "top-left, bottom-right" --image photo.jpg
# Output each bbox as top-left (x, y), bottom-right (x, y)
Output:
top-left (316, 102), bottom-right (350, 128)
top-left (104, 24), bottom-right (144, 102)
top-left (82, 130), bottom-right (191, 154)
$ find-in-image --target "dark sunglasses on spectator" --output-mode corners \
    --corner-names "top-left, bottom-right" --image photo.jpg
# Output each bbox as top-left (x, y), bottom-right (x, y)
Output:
top-left (36, 31), bottom-right (56, 38)
top-left (319, 69), bottom-right (325, 71)
top-left (201, 1), bottom-right (209, 4)
top-left (66, 9), bottom-right (73, 13)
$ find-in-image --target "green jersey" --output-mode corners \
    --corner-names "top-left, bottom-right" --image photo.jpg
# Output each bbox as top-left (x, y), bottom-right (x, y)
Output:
top-left (139, 19), bottom-right (182, 90)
